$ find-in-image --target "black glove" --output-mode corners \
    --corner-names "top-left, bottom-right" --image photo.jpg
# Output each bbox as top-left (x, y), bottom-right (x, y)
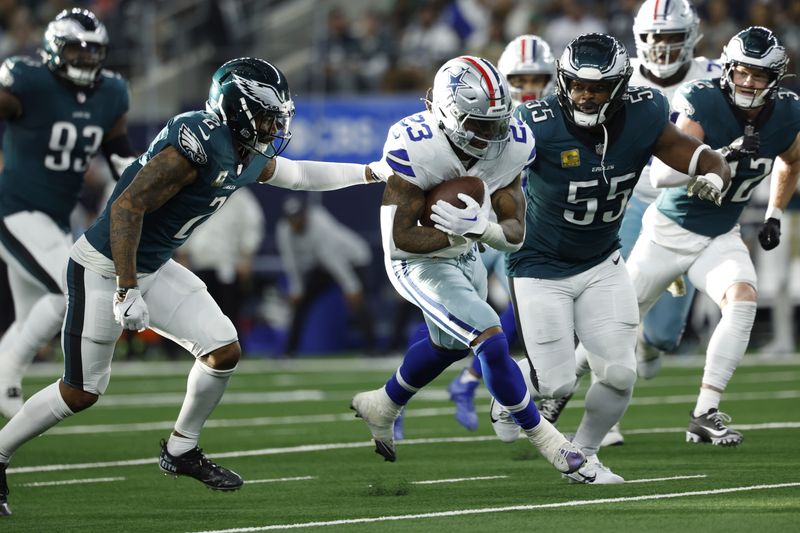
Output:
top-left (758, 218), bottom-right (781, 250)
top-left (719, 131), bottom-right (760, 162)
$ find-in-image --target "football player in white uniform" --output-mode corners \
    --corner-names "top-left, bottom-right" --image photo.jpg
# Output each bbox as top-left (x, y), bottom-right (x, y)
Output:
top-left (351, 55), bottom-right (585, 476)
top-left (443, 35), bottom-right (557, 433)
top-left (540, 0), bottom-right (723, 446)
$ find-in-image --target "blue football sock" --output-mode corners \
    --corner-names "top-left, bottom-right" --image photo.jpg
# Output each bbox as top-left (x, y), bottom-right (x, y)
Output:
top-left (385, 338), bottom-right (469, 405)
top-left (469, 354), bottom-right (483, 378)
top-left (499, 304), bottom-right (518, 348)
top-left (476, 332), bottom-right (540, 429)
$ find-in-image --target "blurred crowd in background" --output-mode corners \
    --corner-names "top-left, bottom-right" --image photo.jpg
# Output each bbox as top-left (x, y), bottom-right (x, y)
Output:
top-left (1, 0), bottom-right (799, 359)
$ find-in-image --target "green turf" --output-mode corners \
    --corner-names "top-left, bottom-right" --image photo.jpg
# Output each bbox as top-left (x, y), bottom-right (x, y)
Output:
top-left (2, 357), bottom-right (799, 532)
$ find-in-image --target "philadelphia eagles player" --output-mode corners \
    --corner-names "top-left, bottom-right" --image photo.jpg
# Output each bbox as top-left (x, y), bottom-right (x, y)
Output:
top-left (0, 57), bottom-right (379, 516)
top-left (491, 33), bottom-right (729, 484)
top-left (0, 8), bottom-right (136, 420)
top-left (627, 26), bottom-right (800, 447)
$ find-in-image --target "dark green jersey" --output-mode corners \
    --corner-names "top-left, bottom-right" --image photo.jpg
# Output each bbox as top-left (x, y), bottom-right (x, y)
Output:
top-left (84, 110), bottom-right (268, 273)
top-left (657, 79), bottom-right (800, 237)
top-left (0, 56), bottom-right (129, 231)
top-left (508, 88), bottom-right (669, 279)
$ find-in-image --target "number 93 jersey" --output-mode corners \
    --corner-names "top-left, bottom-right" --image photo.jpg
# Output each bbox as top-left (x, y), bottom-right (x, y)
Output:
top-left (373, 110), bottom-right (536, 193)
top-left (83, 110), bottom-right (268, 274)
top-left (658, 79), bottom-right (800, 237)
top-left (508, 89), bottom-right (670, 279)
top-left (0, 56), bottom-right (129, 232)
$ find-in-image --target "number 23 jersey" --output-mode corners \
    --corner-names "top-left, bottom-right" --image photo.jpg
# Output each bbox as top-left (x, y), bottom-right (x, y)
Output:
top-left (0, 56), bottom-right (129, 231)
top-left (508, 89), bottom-right (670, 279)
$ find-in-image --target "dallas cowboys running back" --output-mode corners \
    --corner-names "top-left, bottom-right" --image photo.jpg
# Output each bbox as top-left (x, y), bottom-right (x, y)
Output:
top-left (0, 8), bottom-right (136, 421)
top-left (627, 26), bottom-right (800, 447)
top-left (493, 33), bottom-right (729, 484)
top-left (351, 55), bottom-right (585, 477)
top-left (0, 57), bottom-right (378, 516)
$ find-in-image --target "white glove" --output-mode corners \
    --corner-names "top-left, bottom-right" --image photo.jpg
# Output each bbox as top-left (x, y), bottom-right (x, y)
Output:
top-left (430, 184), bottom-right (491, 237)
top-left (687, 173), bottom-right (724, 206)
top-left (109, 154), bottom-right (136, 177)
top-left (113, 288), bottom-right (149, 331)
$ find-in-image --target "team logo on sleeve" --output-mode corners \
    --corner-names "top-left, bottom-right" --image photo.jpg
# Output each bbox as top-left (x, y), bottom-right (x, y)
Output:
top-left (178, 123), bottom-right (208, 165)
top-left (561, 149), bottom-right (580, 168)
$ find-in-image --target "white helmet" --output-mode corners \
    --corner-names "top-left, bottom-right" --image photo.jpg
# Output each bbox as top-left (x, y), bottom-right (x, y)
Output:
top-left (555, 34), bottom-right (632, 128)
top-left (632, 0), bottom-right (700, 79)
top-left (497, 35), bottom-right (556, 106)
top-left (721, 26), bottom-right (788, 109)
top-left (429, 56), bottom-right (513, 160)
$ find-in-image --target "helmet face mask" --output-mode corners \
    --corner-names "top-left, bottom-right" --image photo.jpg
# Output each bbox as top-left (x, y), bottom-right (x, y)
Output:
top-left (207, 58), bottom-right (295, 159)
top-left (555, 33), bottom-right (632, 128)
top-left (632, 0), bottom-right (700, 79)
top-left (43, 8), bottom-right (109, 87)
top-left (721, 26), bottom-right (788, 109)
top-left (430, 56), bottom-right (513, 161)
top-left (498, 35), bottom-right (556, 106)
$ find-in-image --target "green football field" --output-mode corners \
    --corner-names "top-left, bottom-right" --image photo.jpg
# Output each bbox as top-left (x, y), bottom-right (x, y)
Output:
top-left (1, 354), bottom-right (799, 532)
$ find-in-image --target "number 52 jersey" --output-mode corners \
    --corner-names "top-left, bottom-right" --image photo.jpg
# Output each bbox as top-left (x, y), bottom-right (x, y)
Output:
top-left (0, 56), bottom-right (129, 232)
top-left (508, 88), bottom-right (670, 279)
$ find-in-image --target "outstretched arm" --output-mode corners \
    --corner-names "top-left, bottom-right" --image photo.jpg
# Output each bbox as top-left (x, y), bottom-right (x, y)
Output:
top-left (258, 157), bottom-right (379, 188)
top-left (110, 146), bottom-right (197, 288)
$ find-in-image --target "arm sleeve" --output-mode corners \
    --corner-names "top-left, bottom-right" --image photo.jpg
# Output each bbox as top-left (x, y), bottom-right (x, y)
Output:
top-left (266, 157), bottom-right (368, 190)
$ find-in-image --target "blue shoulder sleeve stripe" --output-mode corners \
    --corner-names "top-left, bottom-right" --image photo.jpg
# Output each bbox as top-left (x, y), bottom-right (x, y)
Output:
top-left (388, 149), bottom-right (410, 163)
top-left (387, 157), bottom-right (415, 177)
top-left (526, 146), bottom-right (537, 165)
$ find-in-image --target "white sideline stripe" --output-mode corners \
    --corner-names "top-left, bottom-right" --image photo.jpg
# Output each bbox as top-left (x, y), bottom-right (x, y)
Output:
top-left (186, 482), bottom-right (800, 533)
top-left (21, 476), bottom-right (125, 487)
top-left (48, 390), bottom-right (800, 435)
top-left (9, 422), bottom-right (800, 475)
top-left (625, 474), bottom-right (707, 484)
top-left (412, 475), bottom-right (509, 485)
top-left (246, 476), bottom-right (315, 484)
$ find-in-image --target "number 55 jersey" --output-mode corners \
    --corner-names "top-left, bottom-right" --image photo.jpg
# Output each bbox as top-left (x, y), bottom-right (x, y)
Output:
top-left (0, 56), bottom-right (128, 232)
top-left (508, 88), bottom-right (670, 279)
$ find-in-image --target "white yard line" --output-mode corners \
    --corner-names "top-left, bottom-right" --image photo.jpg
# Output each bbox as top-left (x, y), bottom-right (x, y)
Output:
top-left (246, 476), bottom-right (316, 484)
top-left (21, 476), bottom-right (126, 487)
top-left (186, 482), bottom-right (800, 533)
top-left (411, 475), bottom-right (509, 485)
top-left (9, 422), bottom-right (800, 475)
top-left (624, 474), bottom-right (707, 484)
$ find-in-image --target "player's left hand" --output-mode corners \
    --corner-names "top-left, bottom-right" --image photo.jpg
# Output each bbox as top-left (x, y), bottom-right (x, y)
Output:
top-left (430, 183), bottom-right (491, 237)
top-left (687, 172), bottom-right (724, 206)
top-left (113, 288), bottom-right (149, 331)
top-left (758, 218), bottom-right (781, 250)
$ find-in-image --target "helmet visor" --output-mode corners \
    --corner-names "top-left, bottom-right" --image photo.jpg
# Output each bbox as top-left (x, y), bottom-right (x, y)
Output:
top-left (253, 111), bottom-right (293, 158)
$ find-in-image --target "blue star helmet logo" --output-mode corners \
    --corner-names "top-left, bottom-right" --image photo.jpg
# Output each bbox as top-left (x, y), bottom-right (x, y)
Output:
top-left (448, 69), bottom-right (470, 99)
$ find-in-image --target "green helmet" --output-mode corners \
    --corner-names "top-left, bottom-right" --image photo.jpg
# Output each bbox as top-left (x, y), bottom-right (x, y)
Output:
top-left (721, 26), bottom-right (788, 109)
top-left (206, 57), bottom-right (295, 158)
top-left (42, 8), bottom-right (108, 87)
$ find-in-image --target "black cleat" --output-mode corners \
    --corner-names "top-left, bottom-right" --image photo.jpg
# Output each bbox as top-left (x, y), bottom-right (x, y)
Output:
top-left (686, 409), bottom-right (743, 447)
top-left (158, 440), bottom-right (243, 491)
top-left (538, 393), bottom-right (573, 425)
top-left (1, 463), bottom-right (10, 516)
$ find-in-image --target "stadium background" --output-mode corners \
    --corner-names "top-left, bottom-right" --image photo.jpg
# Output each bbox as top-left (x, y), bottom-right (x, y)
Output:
top-left (2, 0), bottom-right (799, 356)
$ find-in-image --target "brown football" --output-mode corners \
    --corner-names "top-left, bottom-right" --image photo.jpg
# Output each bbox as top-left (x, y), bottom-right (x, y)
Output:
top-left (420, 176), bottom-right (485, 227)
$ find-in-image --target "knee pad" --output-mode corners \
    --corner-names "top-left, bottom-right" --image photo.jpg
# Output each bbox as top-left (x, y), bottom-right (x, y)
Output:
top-left (603, 363), bottom-right (637, 391)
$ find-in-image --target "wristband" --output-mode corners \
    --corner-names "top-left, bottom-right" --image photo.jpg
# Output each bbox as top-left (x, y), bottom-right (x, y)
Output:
top-left (765, 206), bottom-right (783, 221)
top-left (687, 144), bottom-right (711, 177)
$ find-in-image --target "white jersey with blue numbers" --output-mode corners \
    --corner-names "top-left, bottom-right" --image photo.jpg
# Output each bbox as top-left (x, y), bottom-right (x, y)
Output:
top-left (374, 110), bottom-right (536, 258)
top-left (630, 57), bottom-right (721, 203)
top-left (657, 80), bottom-right (800, 237)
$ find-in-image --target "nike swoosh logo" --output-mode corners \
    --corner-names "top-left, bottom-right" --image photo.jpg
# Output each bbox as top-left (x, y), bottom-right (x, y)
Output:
top-left (461, 216), bottom-right (478, 221)
top-left (198, 127), bottom-right (210, 141)
top-left (123, 304), bottom-right (134, 318)
top-left (612, 255), bottom-right (621, 265)
top-left (704, 426), bottom-right (730, 437)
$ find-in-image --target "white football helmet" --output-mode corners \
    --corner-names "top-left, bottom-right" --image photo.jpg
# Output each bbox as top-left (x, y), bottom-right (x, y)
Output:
top-left (429, 56), bottom-right (513, 160)
top-left (555, 34), bottom-right (632, 128)
top-left (632, 0), bottom-right (700, 79)
top-left (721, 26), bottom-right (788, 109)
top-left (497, 35), bottom-right (556, 106)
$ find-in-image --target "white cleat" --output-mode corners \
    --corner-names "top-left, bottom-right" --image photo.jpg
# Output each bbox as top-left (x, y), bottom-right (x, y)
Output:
top-left (0, 380), bottom-right (23, 420)
top-left (564, 454), bottom-right (624, 484)
top-left (489, 397), bottom-right (523, 443)
top-left (525, 417), bottom-right (586, 474)
top-left (350, 388), bottom-right (402, 462)
top-left (600, 423), bottom-right (625, 447)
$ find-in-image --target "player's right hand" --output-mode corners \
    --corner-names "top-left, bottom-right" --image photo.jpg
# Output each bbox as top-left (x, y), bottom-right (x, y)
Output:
top-left (687, 173), bottom-right (724, 206)
top-left (113, 288), bottom-right (149, 331)
top-left (719, 132), bottom-right (760, 161)
top-left (758, 218), bottom-right (781, 250)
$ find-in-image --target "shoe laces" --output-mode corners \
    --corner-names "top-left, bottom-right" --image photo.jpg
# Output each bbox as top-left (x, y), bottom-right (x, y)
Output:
top-left (707, 410), bottom-right (732, 429)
